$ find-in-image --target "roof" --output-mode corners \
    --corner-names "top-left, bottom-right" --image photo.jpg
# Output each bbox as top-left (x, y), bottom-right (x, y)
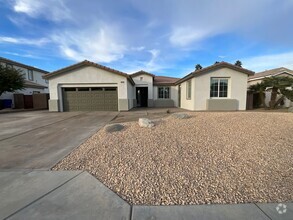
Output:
top-left (24, 80), bottom-right (48, 89)
top-left (43, 60), bottom-right (135, 85)
top-left (131, 70), bottom-right (155, 77)
top-left (154, 76), bottom-right (180, 86)
top-left (0, 57), bottom-right (49, 74)
top-left (248, 67), bottom-right (293, 81)
top-left (175, 62), bottom-right (255, 85)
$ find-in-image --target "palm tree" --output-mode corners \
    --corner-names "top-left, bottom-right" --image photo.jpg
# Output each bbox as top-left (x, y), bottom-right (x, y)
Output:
top-left (235, 60), bottom-right (242, 67)
top-left (195, 64), bottom-right (202, 70)
top-left (249, 76), bottom-right (293, 109)
top-left (248, 82), bottom-right (267, 108)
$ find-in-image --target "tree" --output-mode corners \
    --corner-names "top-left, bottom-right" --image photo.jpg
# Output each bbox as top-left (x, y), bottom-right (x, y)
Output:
top-left (248, 82), bottom-right (267, 108)
top-left (0, 65), bottom-right (25, 96)
top-left (249, 76), bottom-right (293, 109)
top-left (235, 60), bottom-right (242, 67)
top-left (195, 64), bottom-right (202, 70)
top-left (214, 61), bottom-right (220, 64)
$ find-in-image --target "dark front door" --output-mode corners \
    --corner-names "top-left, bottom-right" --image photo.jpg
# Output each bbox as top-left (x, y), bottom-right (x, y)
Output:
top-left (136, 87), bottom-right (148, 107)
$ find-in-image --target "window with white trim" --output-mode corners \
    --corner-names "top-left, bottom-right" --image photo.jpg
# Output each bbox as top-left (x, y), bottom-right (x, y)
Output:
top-left (210, 78), bottom-right (229, 98)
top-left (186, 80), bottom-right (192, 99)
top-left (158, 87), bottom-right (170, 99)
top-left (28, 69), bottom-right (34, 81)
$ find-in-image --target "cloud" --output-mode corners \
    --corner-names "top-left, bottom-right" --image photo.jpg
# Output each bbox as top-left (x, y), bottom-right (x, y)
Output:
top-left (242, 52), bottom-right (293, 72)
top-left (169, 27), bottom-right (211, 46)
top-left (12, 0), bottom-right (71, 21)
top-left (0, 36), bottom-right (49, 46)
top-left (51, 25), bottom-right (126, 63)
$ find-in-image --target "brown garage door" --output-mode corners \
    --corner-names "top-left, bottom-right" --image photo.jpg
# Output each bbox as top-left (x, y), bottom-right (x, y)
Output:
top-left (62, 87), bottom-right (118, 111)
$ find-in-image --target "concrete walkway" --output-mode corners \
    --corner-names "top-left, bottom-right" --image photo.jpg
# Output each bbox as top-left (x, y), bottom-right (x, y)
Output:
top-left (1, 171), bottom-right (292, 220)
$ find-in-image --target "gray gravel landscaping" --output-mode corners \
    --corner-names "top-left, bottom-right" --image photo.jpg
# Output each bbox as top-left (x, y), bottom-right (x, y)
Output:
top-left (53, 112), bottom-right (293, 205)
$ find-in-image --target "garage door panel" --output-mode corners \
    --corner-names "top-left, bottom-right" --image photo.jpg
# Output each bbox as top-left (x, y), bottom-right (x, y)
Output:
top-left (62, 87), bottom-right (118, 111)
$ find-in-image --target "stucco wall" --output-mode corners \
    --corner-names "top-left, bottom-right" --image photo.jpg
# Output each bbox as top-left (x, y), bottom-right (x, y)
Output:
top-left (132, 74), bottom-right (154, 107)
top-left (179, 68), bottom-right (248, 111)
top-left (180, 77), bottom-right (196, 110)
top-left (127, 80), bottom-right (135, 109)
top-left (153, 85), bottom-right (179, 107)
top-left (194, 68), bottom-right (248, 110)
top-left (48, 66), bottom-right (131, 111)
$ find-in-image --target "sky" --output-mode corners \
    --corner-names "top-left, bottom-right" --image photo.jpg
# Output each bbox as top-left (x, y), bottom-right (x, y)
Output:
top-left (0, 0), bottom-right (293, 77)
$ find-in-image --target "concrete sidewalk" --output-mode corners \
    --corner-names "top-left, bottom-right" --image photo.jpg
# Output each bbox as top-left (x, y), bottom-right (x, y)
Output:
top-left (1, 171), bottom-right (292, 220)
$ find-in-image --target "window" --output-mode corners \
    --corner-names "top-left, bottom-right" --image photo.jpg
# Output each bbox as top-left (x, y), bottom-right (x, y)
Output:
top-left (64, 88), bottom-right (76, 91)
top-left (186, 80), bottom-right (192, 99)
top-left (158, 87), bottom-right (170, 99)
top-left (77, 87), bottom-right (89, 91)
top-left (28, 70), bottom-right (34, 81)
top-left (140, 77), bottom-right (143, 81)
top-left (210, 78), bottom-right (229, 98)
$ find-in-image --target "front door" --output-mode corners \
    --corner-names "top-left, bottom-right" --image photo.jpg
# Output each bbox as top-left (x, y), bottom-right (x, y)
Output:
top-left (136, 87), bottom-right (148, 107)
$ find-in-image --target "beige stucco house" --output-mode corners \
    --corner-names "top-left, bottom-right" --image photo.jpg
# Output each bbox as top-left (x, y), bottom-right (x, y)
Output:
top-left (44, 60), bottom-right (254, 112)
top-left (176, 62), bottom-right (254, 111)
top-left (248, 67), bottom-right (293, 107)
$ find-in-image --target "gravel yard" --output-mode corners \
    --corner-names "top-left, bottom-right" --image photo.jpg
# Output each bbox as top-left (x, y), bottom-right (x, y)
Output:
top-left (53, 112), bottom-right (293, 205)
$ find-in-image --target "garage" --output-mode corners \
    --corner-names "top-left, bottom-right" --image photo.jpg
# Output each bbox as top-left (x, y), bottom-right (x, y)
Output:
top-left (62, 87), bottom-right (118, 111)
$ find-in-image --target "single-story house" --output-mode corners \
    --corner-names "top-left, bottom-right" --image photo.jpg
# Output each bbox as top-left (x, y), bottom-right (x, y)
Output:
top-left (175, 62), bottom-right (254, 111)
top-left (0, 57), bottom-right (49, 108)
top-left (43, 61), bottom-right (254, 112)
top-left (248, 67), bottom-right (293, 107)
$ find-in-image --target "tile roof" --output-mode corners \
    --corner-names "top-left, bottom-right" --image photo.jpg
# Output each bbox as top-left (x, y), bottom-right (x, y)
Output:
top-left (43, 60), bottom-right (135, 85)
top-left (131, 70), bottom-right (155, 77)
top-left (248, 67), bottom-right (293, 80)
top-left (175, 61), bottom-right (255, 85)
top-left (24, 80), bottom-right (48, 89)
top-left (153, 76), bottom-right (180, 85)
top-left (0, 57), bottom-right (49, 74)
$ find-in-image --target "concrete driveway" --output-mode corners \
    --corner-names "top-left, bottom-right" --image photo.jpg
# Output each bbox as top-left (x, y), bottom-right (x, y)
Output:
top-left (0, 111), bottom-right (117, 170)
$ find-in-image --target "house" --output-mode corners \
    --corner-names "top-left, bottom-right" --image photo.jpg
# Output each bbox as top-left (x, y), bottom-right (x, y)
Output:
top-left (248, 67), bottom-right (293, 107)
top-left (0, 57), bottom-right (49, 108)
top-left (44, 60), bottom-right (254, 112)
top-left (176, 62), bottom-right (254, 111)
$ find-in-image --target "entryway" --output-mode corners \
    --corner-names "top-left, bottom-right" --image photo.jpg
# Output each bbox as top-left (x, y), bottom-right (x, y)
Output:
top-left (136, 87), bottom-right (148, 107)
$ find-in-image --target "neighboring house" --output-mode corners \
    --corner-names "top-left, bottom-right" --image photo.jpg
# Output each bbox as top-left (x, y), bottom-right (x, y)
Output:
top-left (0, 57), bottom-right (49, 108)
top-left (44, 60), bottom-right (254, 112)
top-left (248, 67), bottom-right (293, 107)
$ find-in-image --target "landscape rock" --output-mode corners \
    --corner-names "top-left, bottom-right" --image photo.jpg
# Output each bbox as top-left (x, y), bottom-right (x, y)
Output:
top-left (138, 118), bottom-right (155, 128)
top-left (172, 112), bottom-right (190, 119)
top-left (104, 123), bottom-right (124, 133)
top-left (54, 112), bottom-right (293, 206)
top-left (288, 107), bottom-right (293, 112)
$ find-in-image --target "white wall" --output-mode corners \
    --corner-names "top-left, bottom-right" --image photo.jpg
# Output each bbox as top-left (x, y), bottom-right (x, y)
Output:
top-left (153, 85), bottom-right (179, 107)
top-left (194, 68), bottom-right (248, 110)
top-left (127, 80), bottom-right (135, 109)
top-left (179, 68), bottom-right (248, 111)
top-left (180, 77), bottom-right (196, 110)
top-left (48, 66), bottom-right (130, 111)
top-left (132, 74), bottom-right (153, 105)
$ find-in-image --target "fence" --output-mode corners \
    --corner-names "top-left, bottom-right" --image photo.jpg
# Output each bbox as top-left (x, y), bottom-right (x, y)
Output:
top-left (14, 93), bottom-right (49, 109)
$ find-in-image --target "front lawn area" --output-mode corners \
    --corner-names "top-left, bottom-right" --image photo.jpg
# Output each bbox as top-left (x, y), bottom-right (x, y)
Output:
top-left (53, 112), bottom-right (293, 205)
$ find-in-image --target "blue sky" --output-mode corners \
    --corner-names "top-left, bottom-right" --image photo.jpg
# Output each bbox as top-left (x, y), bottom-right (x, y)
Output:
top-left (0, 0), bottom-right (293, 77)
